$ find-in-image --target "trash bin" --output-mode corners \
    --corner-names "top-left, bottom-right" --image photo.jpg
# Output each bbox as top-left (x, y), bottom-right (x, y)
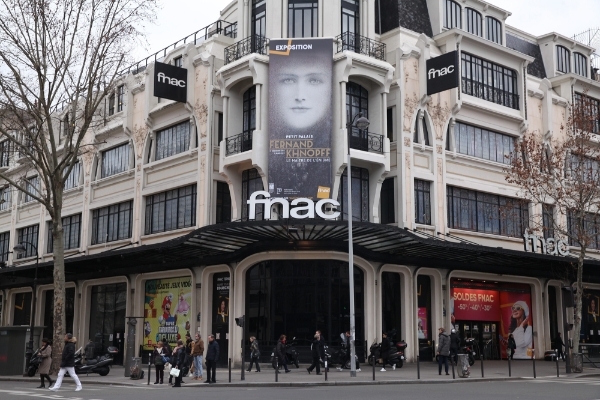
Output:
top-left (571, 353), bottom-right (583, 373)
top-left (456, 353), bottom-right (471, 378)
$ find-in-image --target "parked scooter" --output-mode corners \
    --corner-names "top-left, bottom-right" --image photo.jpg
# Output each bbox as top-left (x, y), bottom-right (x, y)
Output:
top-left (72, 346), bottom-right (118, 376)
top-left (27, 349), bottom-right (42, 377)
top-left (270, 338), bottom-right (300, 369)
top-left (461, 338), bottom-right (477, 366)
top-left (367, 340), bottom-right (405, 368)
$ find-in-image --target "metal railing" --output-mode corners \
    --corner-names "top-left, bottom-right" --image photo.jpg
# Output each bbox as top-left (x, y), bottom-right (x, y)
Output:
top-left (336, 32), bottom-right (387, 62)
top-left (122, 20), bottom-right (237, 75)
top-left (349, 127), bottom-right (384, 154)
top-left (225, 131), bottom-right (253, 156)
top-left (224, 35), bottom-right (268, 65)
top-left (461, 78), bottom-right (520, 110)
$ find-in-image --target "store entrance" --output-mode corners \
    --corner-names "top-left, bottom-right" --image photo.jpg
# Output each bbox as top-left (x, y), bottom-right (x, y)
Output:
top-left (455, 320), bottom-right (501, 360)
top-left (89, 283), bottom-right (126, 365)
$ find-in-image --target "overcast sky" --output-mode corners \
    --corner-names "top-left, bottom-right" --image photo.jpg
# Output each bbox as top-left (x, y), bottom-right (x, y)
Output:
top-left (136, 0), bottom-right (600, 62)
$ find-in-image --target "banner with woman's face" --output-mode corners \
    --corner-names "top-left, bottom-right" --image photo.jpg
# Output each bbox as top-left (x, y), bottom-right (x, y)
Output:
top-left (268, 38), bottom-right (333, 199)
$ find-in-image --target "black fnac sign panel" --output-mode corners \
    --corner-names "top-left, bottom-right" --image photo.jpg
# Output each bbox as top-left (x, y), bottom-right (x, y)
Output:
top-left (154, 62), bottom-right (187, 103)
top-left (426, 51), bottom-right (459, 96)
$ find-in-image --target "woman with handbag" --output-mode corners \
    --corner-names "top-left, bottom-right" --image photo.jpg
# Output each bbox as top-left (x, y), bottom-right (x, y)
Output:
top-left (152, 341), bottom-right (166, 384)
top-left (37, 338), bottom-right (53, 388)
top-left (247, 336), bottom-right (261, 372)
top-left (171, 340), bottom-right (186, 388)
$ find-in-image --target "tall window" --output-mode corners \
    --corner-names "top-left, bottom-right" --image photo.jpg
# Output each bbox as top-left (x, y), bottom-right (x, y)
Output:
top-left (145, 185), bottom-right (197, 235)
top-left (347, 82), bottom-right (369, 149)
top-left (465, 8), bottom-right (482, 37)
top-left (243, 86), bottom-right (256, 136)
top-left (574, 53), bottom-right (588, 77)
top-left (542, 204), bottom-right (554, 239)
top-left (216, 181), bottom-right (232, 224)
top-left (446, 186), bottom-right (529, 238)
top-left (155, 121), bottom-right (191, 161)
top-left (217, 112), bottom-right (224, 144)
top-left (108, 93), bottom-right (115, 116)
top-left (91, 200), bottom-right (133, 245)
top-left (288, 0), bottom-right (318, 38)
top-left (556, 45), bottom-right (570, 73)
top-left (454, 121), bottom-right (514, 164)
top-left (380, 178), bottom-right (395, 224)
top-left (116, 85), bottom-right (125, 113)
top-left (101, 143), bottom-right (130, 178)
top-left (47, 214), bottom-right (81, 253)
top-left (0, 231), bottom-right (9, 262)
top-left (0, 186), bottom-right (10, 211)
top-left (64, 161), bottom-right (81, 190)
top-left (567, 211), bottom-right (600, 249)
top-left (16, 224), bottom-right (39, 259)
top-left (574, 93), bottom-right (600, 133)
top-left (341, 0), bottom-right (359, 35)
top-left (252, 0), bottom-right (266, 38)
top-left (23, 176), bottom-right (39, 203)
top-left (173, 57), bottom-right (183, 68)
top-left (338, 166), bottom-right (369, 222)
top-left (444, 0), bottom-right (461, 29)
top-left (0, 140), bottom-right (10, 167)
top-left (242, 168), bottom-right (264, 220)
top-left (415, 179), bottom-right (432, 225)
top-left (413, 114), bottom-right (430, 146)
top-left (486, 17), bottom-right (502, 44)
top-left (461, 52), bottom-right (519, 110)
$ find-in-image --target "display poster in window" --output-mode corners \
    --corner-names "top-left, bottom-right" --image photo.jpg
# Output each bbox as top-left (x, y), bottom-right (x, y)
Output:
top-left (143, 277), bottom-right (192, 351)
top-left (499, 292), bottom-right (533, 359)
top-left (451, 288), bottom-right (500, 321)
top-left (417, 307), bottom-right (429, 340)
top-left (268, 38), bottom-right (333, 199)
top-left (582, 290), bottom-right (599, 343)
top-left (213, 272), bottom-right (230, 365)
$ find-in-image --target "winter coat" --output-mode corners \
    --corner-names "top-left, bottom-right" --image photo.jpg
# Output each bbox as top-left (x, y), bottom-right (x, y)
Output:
top-left (192, 339), bottom-right (204, 357)
top-left (381, 337), bottom-right (391, 354)
top-left (450, 333), bottom-right (461, 352)
top-left (61, 341), bottom-right (76, 368)
top-left (205, 340), bottom-right (220, 362)
top-left (153, 347), bottom-right (165, 366)
top-left (276, 340), bottom-right (286, 361)
top-left (172, 347), bottom-right (186, 368)
top-left (555, 336), bottom-right (564, 349)
top-left (162, 342), bottom-right (172, 356)
top-left (311, 339), bottom-right (321, 358)
top-left (438, 332), bottom-right (451, 356)
top-left (38, 345), bottom-right (52, 375)
top-left (250, 340), bottom-right (260, 358)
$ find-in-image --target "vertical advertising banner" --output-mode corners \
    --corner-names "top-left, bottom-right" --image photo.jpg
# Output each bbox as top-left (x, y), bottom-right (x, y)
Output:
top-left (499, 292), bottom-right (533, 359)
top-left (143, 277), bottom-right (192, 351)
top-left (583, 290), bottom-right (600, 342)
top-left (268, 38), bottom-right (333, 199)
top-left (213, 273), bottom-right (230, 365)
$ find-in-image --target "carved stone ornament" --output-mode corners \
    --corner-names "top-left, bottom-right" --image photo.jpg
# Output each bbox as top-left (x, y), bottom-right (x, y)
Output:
top-left (436, 145), bottom-right (443, 154)
top-left (403, 93), bottom-right (419, 132)
top-left (133, 123), bottom-right (148, 159)
top-left (80, 150), bottom-right (97, 177)
top-left (200, 155), bottom-right (206, 173)
top-left (194, 100), bottom-right (209, 138)
top-left (404, 137), bottom-right (411, 147)
top-left (437, 159), bottom-right (443, 176)
top-left (201, 142), bottom-right (207, 152)
top-left (428, 96), bottom-right (451, 140)
top-left (405, 153), bottom-right (411, 170)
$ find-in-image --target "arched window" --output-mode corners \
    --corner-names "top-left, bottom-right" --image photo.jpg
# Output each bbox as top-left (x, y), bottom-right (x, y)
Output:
top-left (465, 8), bottom-right (482, 37)
top-left (242, 168), bottom-right (264, 221)
top-left (346, 82), bottom-right (369, 151)
top-left (556, 45), bottom-right (570, 73)
top-left (444, 0), bottom-right (461, 29)
top-left (485, 16), bottom-right (502, 44)
top-left (413, 112), bottom-right (431, 146)
top-left (574, 52), bottom-right (588, 77)
top-left (338, 166), bottom-right (369, 222)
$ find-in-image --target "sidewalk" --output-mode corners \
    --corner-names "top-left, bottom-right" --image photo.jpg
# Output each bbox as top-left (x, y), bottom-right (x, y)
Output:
top-left (1, 361), bottom-right (598, 388)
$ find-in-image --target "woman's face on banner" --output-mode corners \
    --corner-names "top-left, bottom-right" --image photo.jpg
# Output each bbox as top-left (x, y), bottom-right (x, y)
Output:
top-left (274, 62), bottom-right (331, 130)
top-left (511, 304), bottom-right (524, 319)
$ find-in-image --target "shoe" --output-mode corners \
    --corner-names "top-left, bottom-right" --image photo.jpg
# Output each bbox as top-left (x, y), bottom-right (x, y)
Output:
top-left (439, 372), bottom-right (442, 375)
top-left (154, 382), bottom-right (159, 384)
top-left (159, 381), bottom-right (163, 384)
top-left (256, 370), bottom-right (260, 373)
top-left (172, 385), bottom-right (181, 388)
top-left (337, 367), bottom-right (343, 371)
top-left (306, 368), bottom-right (311, 374)
top-left (392, 364), bottom-right (396, 371)
top-left (204, 381), bottom-right (211, 384)
top-left (36, 385), bottom-right (45, 388)
top-left (75, 387), bottom-right (82, 392)
top-left (285, 370), bottom-right (291, 373)
top-left (380, 368), bottom-right (386, 372)
top-left (446, 373), bottom-right (450, 375)
top-left (49, 387), bottom-right (58, 392)
top-left (315, 373), bottom-right (323, 375)
top-left (246, 369), bottom-right (251, 372)
top-left (49, 380), bottom-right (54, 387)
top-left (357, 368), bottom-right (361, 372)
top-left (181, 380), bottom-right (185, 384)
top-left (211, 381), bottom-right (216, 384)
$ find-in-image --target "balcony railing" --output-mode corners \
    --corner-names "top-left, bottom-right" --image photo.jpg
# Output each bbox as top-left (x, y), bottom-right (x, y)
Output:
top-left (226, 131), bottom-right (253, 156)
top-left (461, 78), bottom-right (520, 110)
top-left (224, 35), bottom-right (268, 65)
top-left (336, 32), bottom-right (387, 62)
top-left (349, 128), bottom-right (384, 154)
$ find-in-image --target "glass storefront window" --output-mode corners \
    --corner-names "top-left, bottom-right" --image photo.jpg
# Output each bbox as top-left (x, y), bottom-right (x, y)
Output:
top-left (43, 288), bottom-right (75, 342)
top-left (13, 292), bottom-right (32, 326)
top-left (89, 283), bottom-right (127, 364)
top-left (382, 272), bottom-right (401, 335)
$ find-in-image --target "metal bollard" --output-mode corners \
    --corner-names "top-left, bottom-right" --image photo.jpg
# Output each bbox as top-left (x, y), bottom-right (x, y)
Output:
top-left (451, 357), bottom-right (455, 379)
top-left (417, 355), bottom-right (420, 379)
top-left (532, 354), bottom-right (536, 379)
top-left (508, 357), bottom-right (511, 377)
top-left (372, 356), bottom-right (375, 381)
top-left (481, 356), bottom-right (484, 378)
top-left (324, 360), bottom-right (328, 381)
top-left (147, 353), bottom-right (151, 385)
top-left (556, 354), bottom-right (560, 377)
top-left (276, 359), bottom-right (279, 382)
top-left (228, 358), bottom-right (232, 383)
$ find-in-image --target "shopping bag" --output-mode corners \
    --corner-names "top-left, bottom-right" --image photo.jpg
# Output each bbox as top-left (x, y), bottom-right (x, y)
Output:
top-left (164, 362), bottom-right (172, 374)
top-left (170, 367), bottom-right (180, 377)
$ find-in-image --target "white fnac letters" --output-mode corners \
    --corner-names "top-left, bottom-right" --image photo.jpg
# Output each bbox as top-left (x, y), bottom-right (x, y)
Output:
top-left (428, 65), bottom-right (455, 80)
top-left (247, 191), bottom-right (340, 220)
top-left (157, 72), bottom-right (186, 88)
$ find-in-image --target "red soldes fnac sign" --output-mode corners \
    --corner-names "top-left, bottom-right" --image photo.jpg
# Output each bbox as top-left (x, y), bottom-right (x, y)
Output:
top-left (452, 288), bottom-right (500, 321)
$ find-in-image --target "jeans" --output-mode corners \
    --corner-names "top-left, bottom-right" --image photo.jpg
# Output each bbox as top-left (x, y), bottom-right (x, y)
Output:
top-left (248, 356), bottom-right (261, 372)
top-left (206, 359), bottom-right (216, 383)
top-left (438, 355), bottom-right (449, 374)
top-left (193, 355), bottom-right (203, 377)
top-left (52, 367), bottom-right (82, 389)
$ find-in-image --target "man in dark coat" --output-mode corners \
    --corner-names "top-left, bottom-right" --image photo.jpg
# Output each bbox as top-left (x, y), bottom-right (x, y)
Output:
top-left (380, 332), bottom-right (391, 372)
top-left (437, 328), bottom-right (451, 375)
top-left (276, 335), bottom-right (291, 373)
top-left (49, 333), bottom-right (82, 392)
top-left (306, 333), bottom-right (322, 375)
top-left (450, 329), bottom-right (461, 363)
top-left (171, 340), bottom-right (186, 387)
top-left (555, 332), bottom-right (565, 360)
top-left (205, 334), bottom-right (220, 384)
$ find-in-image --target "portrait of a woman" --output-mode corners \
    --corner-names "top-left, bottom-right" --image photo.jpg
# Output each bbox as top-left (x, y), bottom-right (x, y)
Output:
top-left (215, 299), bottom-right (228, 325)
top-left (508, 300), bottom-right (532, 359)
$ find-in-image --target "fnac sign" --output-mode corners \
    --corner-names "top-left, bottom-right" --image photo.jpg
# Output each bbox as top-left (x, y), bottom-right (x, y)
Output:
top-left (426, 51), bottom-right (459, 96)
top-left (154, 62), bottom-right (187, 103)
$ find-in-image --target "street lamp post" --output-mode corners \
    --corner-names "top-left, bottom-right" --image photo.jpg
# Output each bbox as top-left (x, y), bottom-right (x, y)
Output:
top-left (346, 113), bottom-right (370, 378)
top-left (14, 241), bottom-right (39, 372)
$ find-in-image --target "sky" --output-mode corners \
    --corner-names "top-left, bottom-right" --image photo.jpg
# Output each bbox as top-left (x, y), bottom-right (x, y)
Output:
top-left (134, 0), bottom-right (600, 63)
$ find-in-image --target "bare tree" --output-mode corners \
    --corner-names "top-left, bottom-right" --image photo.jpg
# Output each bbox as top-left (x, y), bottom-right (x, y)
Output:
top-left (506, 89), bottom-right (600, 364)
top-left (0, 0), bottom-right (157, 372)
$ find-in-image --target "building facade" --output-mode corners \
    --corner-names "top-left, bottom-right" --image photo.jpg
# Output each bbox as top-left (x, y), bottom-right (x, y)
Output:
top-left (1, 0), bottom-right (600, 367)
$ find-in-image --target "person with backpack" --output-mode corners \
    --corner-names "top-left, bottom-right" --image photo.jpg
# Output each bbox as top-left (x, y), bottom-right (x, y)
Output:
top-left (247, 336), bottom-right (261, 372)
top-left (153, 341), bottom-right (166, 384)
top-left (49, 334), bottom-right (82, 392)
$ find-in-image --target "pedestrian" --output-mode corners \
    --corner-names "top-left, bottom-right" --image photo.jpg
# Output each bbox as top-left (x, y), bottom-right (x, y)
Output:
top-left (380, 332), bottom-right (392, 372)
top-left (171, 340), bottom-right (186, 388)
top-left (555, 332), bottom-right (565, 361)
top-left (153, 341), bottom-right (166, 384)
top-left (205, 334), bottom-right (220, 384)
top-left (37, 338), bottom-right (53, 388)
top-left (508, 333), bottom-right (516, 360)
top-left (247, 336), bottom-right (261, 372)
top-left (340, 331), bottom-right (361, 372)
top-left (306, 333), bottom-right (322, 375)
top-left (437, 327), bottom-right (450, 375)
top-left (276, 335), bottom-right (291, 373)
top-left (450, 328), bottom-right (461, 364)
top-left (192, 333), bottom-right (204, 380)
top-left (49, 334), bottom-right (82, 392)
top-left (316, 330), bottom-right (328, 371)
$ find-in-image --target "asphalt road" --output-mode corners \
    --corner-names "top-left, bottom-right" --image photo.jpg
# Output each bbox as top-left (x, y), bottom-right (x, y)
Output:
top-left (0, 377), bottom-right (598, 400)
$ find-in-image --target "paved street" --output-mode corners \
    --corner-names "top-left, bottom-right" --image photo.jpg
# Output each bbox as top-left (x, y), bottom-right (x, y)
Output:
top-left (0, 377), bottom-right (599, 400)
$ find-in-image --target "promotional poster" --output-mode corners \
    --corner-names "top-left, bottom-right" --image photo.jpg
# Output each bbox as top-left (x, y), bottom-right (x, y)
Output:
top-left (143, 277), bottom-right (192, 351)
top-left (499, 291), bottom-right (533, 359)
top-left (268, 38), bottom-right (333, 199)
top-left (452, 288), bottom-right (500, 321)
top-left (583, 289), bottom-right (600, 342)
top-left (418, 307), bottom-right (429, 340)
top-left (213, 272), bottom-right (230, 365)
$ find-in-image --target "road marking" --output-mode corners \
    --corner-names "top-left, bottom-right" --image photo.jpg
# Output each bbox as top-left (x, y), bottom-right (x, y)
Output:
top-left (0, 389), bottom-right (99, 399)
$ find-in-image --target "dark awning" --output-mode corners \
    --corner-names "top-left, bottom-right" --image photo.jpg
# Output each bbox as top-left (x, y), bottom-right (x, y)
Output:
top-left (1, 220), bottom-right (598, 289)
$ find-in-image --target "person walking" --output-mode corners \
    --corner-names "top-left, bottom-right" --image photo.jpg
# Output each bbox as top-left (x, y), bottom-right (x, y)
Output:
top-left (450, 328), bottom-right (461, 364)
top-left (49, 334), bottom-right (82, 392)
top-left (152, 341), bottom-right (166, 384)
top-left (339, 331), bottom-right (361, 372)
top-left (205, 334), bottom-right (220, 384)
top-left (37, 338), bottom-right (53, 388)
top-left (306, 333), bottom-right (322, 375)
top-left (247, 336), bottom-right (261, 372)
top-left (380, 332), bottom-right (392, 372)
top-left (437, 327), bottom-right (451, 375)
top-left (508, 333), bottom-right (516, 360)
top-left (192, 334), bottom-right (204, 380)
top-left (171, 340), bottom-right (186, 388)
top-left (555, 332), bottom-right (565, 361)
top-left (276, 335), bottom-right (291, 373)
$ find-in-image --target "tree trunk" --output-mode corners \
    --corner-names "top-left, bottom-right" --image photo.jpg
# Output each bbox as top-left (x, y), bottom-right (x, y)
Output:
top-left (50, 194), bottom-right (65, 374)
top-left (572, 249), bottom-right (585, 364)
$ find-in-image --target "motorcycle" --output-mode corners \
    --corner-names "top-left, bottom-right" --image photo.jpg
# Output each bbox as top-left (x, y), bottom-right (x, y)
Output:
top-left (71, 346), bottom-right (118, 376)
top-left (270, 337), bottom-right (300, 369)
top-left (460, 338), bottom-right (477, 366)
top-left (27, 348), bottom-right (42, 377)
